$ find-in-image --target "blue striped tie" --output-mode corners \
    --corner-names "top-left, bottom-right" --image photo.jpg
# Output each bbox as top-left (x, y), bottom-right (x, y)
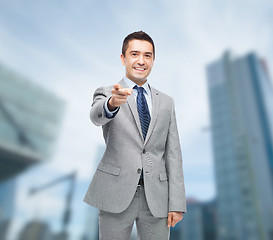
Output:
top-left (134, 85), bottom-right (151, 140)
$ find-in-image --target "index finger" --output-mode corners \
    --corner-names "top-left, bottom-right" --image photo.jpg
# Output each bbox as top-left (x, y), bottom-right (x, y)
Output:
top-left (114, 84), bottom-right (123, 91)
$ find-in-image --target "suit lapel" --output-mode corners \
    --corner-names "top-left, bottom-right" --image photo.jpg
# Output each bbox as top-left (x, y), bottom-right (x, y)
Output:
top-left (144, 87), bottom-right (159, 146)
top-left (119, 79), bottom-right (143, 140)
top-left (118, 79), bottom-right (159, 145)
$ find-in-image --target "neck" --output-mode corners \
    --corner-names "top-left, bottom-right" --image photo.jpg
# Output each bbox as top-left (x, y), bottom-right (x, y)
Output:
top-left (127, 77), bottom-right (147, 86)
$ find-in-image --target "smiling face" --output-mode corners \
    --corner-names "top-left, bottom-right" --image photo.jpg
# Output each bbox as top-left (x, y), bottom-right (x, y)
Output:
top-left (121, 39), bottom-right (155, 86)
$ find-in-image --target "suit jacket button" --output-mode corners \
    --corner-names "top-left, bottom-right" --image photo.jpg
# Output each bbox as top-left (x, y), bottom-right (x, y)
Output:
top-left (142, 149), bottom-right (146, 154)
top-left (98, 113), bottom-right (102, 118)
top-left (137, 168), bottom-right (142, 174)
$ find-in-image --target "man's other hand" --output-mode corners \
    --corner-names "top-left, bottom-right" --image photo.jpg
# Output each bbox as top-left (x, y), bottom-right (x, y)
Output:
top-left (167, 211), bottom-right (183, 228)
top-left (108, 84), bottom-right (133, 111)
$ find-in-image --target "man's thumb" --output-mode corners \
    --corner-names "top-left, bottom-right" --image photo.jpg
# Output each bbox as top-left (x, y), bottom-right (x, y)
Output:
top-left (126, 88), bottom-right (133, 95)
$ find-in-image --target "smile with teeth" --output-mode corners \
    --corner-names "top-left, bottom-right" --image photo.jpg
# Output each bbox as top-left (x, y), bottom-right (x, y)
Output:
top-left (134, 67), bottom-right (146, 71)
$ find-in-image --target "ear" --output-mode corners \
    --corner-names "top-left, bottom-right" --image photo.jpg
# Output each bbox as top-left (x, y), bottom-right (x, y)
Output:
top-left (120, 54), bottom-right (125, 66)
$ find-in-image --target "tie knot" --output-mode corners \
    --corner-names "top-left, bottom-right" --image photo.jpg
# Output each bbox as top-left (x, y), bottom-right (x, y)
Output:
top-left (133, 85), bottom-right (144, 94)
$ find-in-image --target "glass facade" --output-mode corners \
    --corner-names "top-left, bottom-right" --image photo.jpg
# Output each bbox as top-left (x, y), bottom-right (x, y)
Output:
top-left (0, 63), bottom-right (65, 181)
top-left (0, 178), bottom-right (16, 220)
top-left (83, 145), bottom-right (105, 240)
top-left (181, 201), bottom-right (204, 240)
top-left (178, 200), bottom-right (217, 240)
top-left (206, 52), bottom-right (273, 240)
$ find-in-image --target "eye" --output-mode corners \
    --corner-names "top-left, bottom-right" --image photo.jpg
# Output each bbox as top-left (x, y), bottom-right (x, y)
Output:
top-left (145, 54), bottom-right (152, 58)
top-left (132, 53), bottom-right (138, 57)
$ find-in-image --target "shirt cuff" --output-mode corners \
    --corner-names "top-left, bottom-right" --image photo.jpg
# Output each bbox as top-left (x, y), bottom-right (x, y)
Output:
top-left (104, 96), bottom-right (120, 118)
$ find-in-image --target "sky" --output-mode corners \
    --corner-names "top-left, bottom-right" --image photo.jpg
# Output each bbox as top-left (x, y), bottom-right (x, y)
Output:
top-left (0, 0), bottom-right (273, 239)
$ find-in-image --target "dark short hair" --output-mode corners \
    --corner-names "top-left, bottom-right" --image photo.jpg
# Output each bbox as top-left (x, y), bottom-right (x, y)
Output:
top-left (122, 31), bottom-right (155, 58)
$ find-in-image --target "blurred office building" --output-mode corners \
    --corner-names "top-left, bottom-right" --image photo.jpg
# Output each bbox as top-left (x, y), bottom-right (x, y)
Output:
top-left (178, 198), bottom-right (217, 240)
top-left (0, 63), bottom-right (65, 239)
top-left (206, 51), bottom-right (273, 240)
top-left (0, 178), bottom-right (16, 240)
top-left (82, 145), bottom-right (104, 240)
top-left (0, 63), bottom-right (65, 181)
top-left (18, 220), bottom-right (52, 240)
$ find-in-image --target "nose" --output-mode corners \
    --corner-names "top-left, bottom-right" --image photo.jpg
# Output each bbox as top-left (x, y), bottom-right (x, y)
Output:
top-left (137, 55), bottom-right (145, 65)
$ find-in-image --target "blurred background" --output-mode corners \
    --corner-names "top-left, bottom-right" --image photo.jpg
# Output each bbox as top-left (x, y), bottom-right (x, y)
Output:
top-left (0, 0), bottom-right (273, 240)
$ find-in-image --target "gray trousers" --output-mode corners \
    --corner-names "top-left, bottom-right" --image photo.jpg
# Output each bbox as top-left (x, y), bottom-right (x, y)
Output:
top-left (99, 185), bottom-right (170, 240)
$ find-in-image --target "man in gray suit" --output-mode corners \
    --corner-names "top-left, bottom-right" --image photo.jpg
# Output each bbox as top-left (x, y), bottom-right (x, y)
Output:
top-left (84, 31), bottom-right (186, 240)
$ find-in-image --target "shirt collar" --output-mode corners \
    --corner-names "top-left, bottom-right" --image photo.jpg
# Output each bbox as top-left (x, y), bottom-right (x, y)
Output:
top-left (124, 76), bottom-right (151, 95)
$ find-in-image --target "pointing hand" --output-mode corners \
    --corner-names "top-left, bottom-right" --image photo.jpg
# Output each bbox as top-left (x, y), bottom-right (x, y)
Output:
top-left (108, 84), bottom-right (133, 111)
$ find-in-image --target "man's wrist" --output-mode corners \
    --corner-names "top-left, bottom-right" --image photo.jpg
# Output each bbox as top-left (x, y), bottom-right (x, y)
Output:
top-left (104, 96), bottom-right (120, 119)
top-left (108, 97), bottom-right (118, 111)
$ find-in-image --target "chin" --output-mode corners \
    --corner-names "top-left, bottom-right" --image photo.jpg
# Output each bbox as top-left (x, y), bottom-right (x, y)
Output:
top-left (136, 77), bottom-right (146, 81)
top-left (133, 75), bottom-right (147, 80)
top-left (134, 78), bottom-right (146, 83)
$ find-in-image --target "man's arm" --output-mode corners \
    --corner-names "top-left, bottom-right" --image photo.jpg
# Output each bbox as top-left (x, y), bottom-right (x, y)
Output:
top-left (90, 87), bottom-right (114, 126)
top-left (90, 84), bottom-right (132, 126)
top-left (165, 99), bottom-right (186, 227)
top-left (164, 98), bottom-right (187, 212)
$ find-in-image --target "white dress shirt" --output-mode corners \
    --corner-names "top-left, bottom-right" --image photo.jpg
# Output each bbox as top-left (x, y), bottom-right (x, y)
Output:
top-left (104, 77), bottom-right (152, 118)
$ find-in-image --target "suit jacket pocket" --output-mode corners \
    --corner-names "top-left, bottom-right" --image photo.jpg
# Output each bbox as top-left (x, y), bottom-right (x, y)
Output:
top-left (97, 162), bottom-right (121, 176)
top-left (159, 172), bottom-right (168, 181)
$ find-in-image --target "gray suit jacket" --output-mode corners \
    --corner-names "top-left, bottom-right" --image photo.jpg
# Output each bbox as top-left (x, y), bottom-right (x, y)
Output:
top-left (83, 79), bottom-right (186, 218)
